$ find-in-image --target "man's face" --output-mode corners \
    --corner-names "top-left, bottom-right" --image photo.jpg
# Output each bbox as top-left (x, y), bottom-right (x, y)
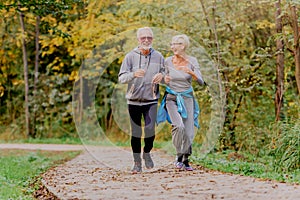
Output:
top-left (138, 30), bottom-right (153, 50)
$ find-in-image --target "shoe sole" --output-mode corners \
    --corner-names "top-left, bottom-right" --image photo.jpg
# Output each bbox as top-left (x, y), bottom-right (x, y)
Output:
top-left (184, 165), bottom-right (193, 171)
top-left (132, 171), bottom-right (141, 174)
top-left (131, 170), bottom-right (142, 174)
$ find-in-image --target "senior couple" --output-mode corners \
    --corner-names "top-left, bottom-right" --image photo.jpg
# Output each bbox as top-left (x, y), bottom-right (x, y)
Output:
top-left (118, 27), bottom-right (205, 173)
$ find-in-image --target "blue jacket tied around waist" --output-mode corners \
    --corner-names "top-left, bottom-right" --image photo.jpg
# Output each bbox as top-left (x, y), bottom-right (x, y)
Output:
top-left (156, 86), bottom-right (200, 128)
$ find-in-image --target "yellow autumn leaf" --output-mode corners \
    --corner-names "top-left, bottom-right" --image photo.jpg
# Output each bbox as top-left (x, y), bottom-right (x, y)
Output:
top-left (0, 85), bottom-right (4, 97)
top-left (19, 7), bottom-right (28, 12)
top-left (52, 66), bottom-right (61, 71)
top-left (12, 79), bottom-right (24, 86)
top-left (256, 19), bottom-right (275, 30)
top-left (69, 70), bottom-right (79, 81)
top-left (69, 49), bottom-right (75, 56)
top-left (288, 102), bottom-right (295, 107)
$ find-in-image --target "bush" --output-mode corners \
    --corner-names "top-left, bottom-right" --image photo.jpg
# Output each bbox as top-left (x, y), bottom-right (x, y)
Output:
top-left (269, 120), bottom-right (300, 173)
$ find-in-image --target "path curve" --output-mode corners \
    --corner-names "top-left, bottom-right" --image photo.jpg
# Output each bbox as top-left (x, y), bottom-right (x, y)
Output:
top-left (1, 144), bottom-right (299, 200)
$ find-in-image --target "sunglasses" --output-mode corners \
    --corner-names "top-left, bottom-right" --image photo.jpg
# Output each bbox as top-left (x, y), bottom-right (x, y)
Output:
top-left (140, 36), bottom-right (153, 41)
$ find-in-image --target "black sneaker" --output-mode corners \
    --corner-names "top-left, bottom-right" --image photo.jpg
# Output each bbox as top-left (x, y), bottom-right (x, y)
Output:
top-left (143, 152), bottom-right (154, 169)
top-left (131, 161), bottom-right (142, 173)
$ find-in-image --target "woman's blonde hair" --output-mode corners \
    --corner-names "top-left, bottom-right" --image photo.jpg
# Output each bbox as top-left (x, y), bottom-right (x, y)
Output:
top-left (172, 34), bottom-right (190, 49)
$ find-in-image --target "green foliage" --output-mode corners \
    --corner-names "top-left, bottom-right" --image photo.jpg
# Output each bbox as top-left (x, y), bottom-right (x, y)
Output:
top-left (0, 0), bottom-right (299, 178)
top-left (269, 120), bottom-right (300, 173)
top-left (154, 140), bottom-right (299, 183)
top-left (0, 0), bottom-right (85, 138)
top-left (0, 149), bottom-right (81, 199)
top-left (191, 149), bottom-right (299, 184)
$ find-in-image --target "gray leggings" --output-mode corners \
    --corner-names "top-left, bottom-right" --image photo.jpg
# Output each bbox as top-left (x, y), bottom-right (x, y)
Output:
top-left (166, 94), bottom-right (195, 159)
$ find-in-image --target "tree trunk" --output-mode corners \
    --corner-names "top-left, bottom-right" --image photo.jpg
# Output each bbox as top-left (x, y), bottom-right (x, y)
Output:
top-left (199, 0), bottom-right (213, 40)
top-left (34, 16), bottom-right (40, 96)
top-left (18, 7), bottom-right (30, 137)
top-left (290, 5), bottom-right (300, 94)
top-left (32, 15), bottom-right (40, 137)
top-left (79, 68), bottom-right (83, 123)
top-left (275, 1), bottom-right (285, 121)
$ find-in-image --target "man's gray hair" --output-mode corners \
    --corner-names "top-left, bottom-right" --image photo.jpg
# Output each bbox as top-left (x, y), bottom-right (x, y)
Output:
top-left (137, 27), bottom-right (154, 38)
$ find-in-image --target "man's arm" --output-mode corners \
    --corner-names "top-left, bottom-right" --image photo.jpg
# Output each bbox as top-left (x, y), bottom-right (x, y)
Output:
top-left (118, 55), bottom-right (135, 84)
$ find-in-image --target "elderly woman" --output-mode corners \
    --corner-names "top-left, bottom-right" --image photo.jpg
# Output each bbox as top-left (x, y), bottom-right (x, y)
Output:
top-left (157, 34), bottom-right (204, 171)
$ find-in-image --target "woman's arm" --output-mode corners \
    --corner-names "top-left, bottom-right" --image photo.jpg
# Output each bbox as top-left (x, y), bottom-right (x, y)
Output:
top-left (188, 57), bottom-right (204, 85)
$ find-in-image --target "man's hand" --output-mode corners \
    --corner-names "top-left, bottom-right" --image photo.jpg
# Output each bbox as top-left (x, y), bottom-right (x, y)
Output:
top-left (152, 73), bottom-right (163, 84)
top-left (134, 69), bottom-right (145, 77)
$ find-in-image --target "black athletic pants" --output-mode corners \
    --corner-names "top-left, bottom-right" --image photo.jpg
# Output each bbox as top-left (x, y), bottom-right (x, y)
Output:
top-left (128, 103), bottom-right (157, 156)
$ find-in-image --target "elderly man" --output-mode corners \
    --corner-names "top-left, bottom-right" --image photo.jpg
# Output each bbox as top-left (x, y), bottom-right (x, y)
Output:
top-left (118, 27), bottom-right (164, 173)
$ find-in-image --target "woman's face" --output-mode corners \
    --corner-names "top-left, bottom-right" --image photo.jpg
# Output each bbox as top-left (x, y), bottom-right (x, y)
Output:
top-left (170, 39), bottom-right (185, 55)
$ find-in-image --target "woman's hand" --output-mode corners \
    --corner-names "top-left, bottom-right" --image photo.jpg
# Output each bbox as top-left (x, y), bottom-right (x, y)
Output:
top-left (164, 75), bottom-right (171, 84)
top-left (178, 66), bottom-right (197, 80)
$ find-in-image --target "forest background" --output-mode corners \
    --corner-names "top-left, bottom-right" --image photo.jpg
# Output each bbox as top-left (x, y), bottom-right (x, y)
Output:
top-left (0, 0), bottom-right (299, 180)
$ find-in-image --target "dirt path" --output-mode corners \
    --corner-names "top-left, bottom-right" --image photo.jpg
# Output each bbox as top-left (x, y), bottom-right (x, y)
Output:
top-left (1, 144), bottom-right (299, 200)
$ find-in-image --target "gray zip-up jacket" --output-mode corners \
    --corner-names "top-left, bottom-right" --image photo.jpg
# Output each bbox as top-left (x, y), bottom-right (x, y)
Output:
top-left (118, 47), bottom-right (165, 105)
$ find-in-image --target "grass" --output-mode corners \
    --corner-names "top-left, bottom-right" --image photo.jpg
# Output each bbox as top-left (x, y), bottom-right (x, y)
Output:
top-left (0, 136), bottom-right (130, 146)
top-left (0, 137), bottom-right (83, 145)
top-left (190, 150), bottom-right (300, 184)
top-left (0, 149), bottom-right (81, 200)
top-left (157, 140), bottom-right (300, 184)
top-left (17, 137), bottom-right (298, 184)
top-left (0, 135), bottom-right (298, 200)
